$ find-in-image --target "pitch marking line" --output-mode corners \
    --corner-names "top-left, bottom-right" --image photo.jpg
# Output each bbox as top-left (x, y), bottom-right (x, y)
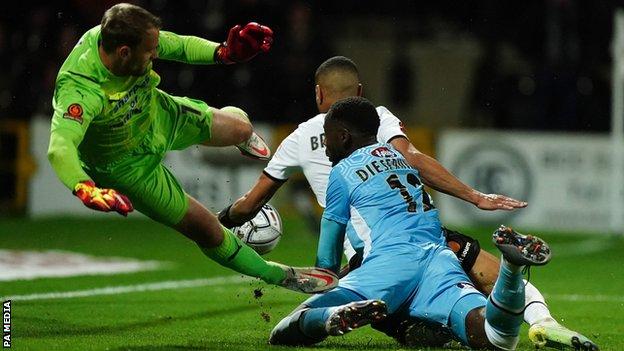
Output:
top-left (1, 275), bottom-right (253, 301)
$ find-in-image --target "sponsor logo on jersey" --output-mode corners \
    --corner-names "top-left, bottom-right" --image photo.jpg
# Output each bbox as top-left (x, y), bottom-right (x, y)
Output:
top-left (63, 103), bottom-right (84, 124)
top-left (371, 146), bottom-right (397, 158)
top-left (111, 75), bottom-right (150, 113)
top-left (108, 75), bottom-right (151, 127)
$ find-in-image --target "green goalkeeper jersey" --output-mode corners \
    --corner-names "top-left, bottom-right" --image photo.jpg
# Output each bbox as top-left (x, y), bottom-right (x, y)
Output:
top-left (49, 25), bottom-right (219, 189)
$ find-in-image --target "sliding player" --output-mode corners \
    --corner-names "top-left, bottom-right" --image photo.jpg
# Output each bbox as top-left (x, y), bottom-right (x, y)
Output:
top-left (219, 56), bottom-right (597, 349)
top-left (269, 96), bottom-right (554, 350)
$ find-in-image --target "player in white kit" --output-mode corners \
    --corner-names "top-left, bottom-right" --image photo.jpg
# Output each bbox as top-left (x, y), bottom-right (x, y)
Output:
top-left (218, 56), bottom-right (597, 350)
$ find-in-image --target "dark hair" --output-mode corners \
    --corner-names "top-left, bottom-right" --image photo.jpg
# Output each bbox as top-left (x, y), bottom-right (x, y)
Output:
top-left (315, 56), bottom-right (359, 82)
top-left (100, 3), bottom-right (162, 53)
top-left (326, 96), bottom-right (379, 137)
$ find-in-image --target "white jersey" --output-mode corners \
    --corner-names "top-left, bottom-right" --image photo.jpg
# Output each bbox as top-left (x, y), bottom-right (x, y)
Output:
top-left (263, 106), bottom-right (407, 259)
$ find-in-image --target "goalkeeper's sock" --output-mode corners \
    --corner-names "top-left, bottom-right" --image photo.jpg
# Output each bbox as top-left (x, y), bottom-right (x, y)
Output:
top-left (200, 226), bottom-right (285, 284)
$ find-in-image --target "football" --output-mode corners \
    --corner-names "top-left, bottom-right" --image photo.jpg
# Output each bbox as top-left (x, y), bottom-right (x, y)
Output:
top-left (233, 203), bottom-right (282, 255)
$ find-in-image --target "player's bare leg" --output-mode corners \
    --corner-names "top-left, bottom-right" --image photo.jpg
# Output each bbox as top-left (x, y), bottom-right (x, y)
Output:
top-left (172, 195), bottom-right (337, 293)
top-left (202, 106), bottom-right (271, 160)
top-left (469, 249), bottom-right (500, 295)
top-left (201, 107), bottom-right (252, 147)
top-left (173, 196), bottom-right (226, 247)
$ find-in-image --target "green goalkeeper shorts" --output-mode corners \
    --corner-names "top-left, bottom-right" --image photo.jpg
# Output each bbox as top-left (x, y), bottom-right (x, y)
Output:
top-left (85, 92), bottom-right (214, 226)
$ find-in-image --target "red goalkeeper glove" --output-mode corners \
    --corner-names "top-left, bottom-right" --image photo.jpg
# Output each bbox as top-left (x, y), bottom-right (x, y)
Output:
top-left (216, 22), bottom-right (273, 64)
top-left (73, 180), bottom-right (134, 216)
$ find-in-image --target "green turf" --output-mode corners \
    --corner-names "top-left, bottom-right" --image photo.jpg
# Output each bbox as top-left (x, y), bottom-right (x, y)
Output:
top-left (1, 215), bottom-right (623, 350)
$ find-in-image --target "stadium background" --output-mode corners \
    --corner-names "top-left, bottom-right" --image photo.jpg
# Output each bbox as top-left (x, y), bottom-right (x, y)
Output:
top-left (1, 1), bottom-right (623, 350)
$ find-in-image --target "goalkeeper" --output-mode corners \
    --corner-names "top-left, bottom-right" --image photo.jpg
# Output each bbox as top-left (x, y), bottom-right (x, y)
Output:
top-left (47, 3), bottom-right (337, 294)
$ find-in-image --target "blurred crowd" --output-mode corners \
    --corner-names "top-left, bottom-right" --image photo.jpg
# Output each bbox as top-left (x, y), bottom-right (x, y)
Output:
top-left (0, 0), bottom-right (618, 131)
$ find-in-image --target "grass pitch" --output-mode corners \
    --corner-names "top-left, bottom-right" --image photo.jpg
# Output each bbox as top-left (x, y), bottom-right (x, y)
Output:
top-left (1, 215), bottom-right (623, 350)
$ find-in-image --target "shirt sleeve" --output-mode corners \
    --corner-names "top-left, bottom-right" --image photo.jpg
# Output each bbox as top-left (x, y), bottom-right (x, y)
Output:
top-left (48, 129), bottom-right (91, 190)
top-left (322, 169), bottom-right (351, 225)
top-left (157, 30), bottom-right (220, 64)
top-left (48, 76), bottom-right (104, 189)
top-left (51, 75), bottom-right (102, 136)
top-left (315, 217), bottom-right (346, 273)
top-left (376, 106), bottom-right (407, 143)
top-left (263, 128), bottom-right (301, 181)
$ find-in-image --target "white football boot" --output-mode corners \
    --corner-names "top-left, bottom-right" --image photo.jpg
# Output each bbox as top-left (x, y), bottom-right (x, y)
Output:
top-left (237, 131), bottom-right (271, 160)
top-left (277, 265), bottom-right (339, 294)
top-left (220, 106), bottom-right (272, 160)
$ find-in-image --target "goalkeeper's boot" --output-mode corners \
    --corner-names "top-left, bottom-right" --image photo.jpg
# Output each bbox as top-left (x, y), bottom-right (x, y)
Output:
top-left (237, 131), bottom-right (271, 160)
top-left (325, 300), bottom-right (387, 336)
top-left (529, 318), bottom-right (599, 350)
top-left (493, 225), bottom-right (551, 266)
top-left (222, 106), bottom-right (271, 160)
top-left (278, 266), bottom-right (338, 294)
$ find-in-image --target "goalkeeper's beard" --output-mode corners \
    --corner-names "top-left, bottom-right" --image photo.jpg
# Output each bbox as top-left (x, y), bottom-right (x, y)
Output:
top-left (129, 62), bottom-right (151, 77)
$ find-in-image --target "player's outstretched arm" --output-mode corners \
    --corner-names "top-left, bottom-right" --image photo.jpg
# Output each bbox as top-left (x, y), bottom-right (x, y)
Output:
top-left (158, 22), bottom-right (273, 65)
top-left (48, 129), bottom-right (133, 216)
top-left (219, 173), bottom-right (284, 228)
top-left (220, 125), bottom-right (302, 227)
top-left (47, 128), bottom-right (92, 190)
top-left (316, 218), bottom-right (346, 274)
top-left (390, 137), bottom-right (527, 211)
